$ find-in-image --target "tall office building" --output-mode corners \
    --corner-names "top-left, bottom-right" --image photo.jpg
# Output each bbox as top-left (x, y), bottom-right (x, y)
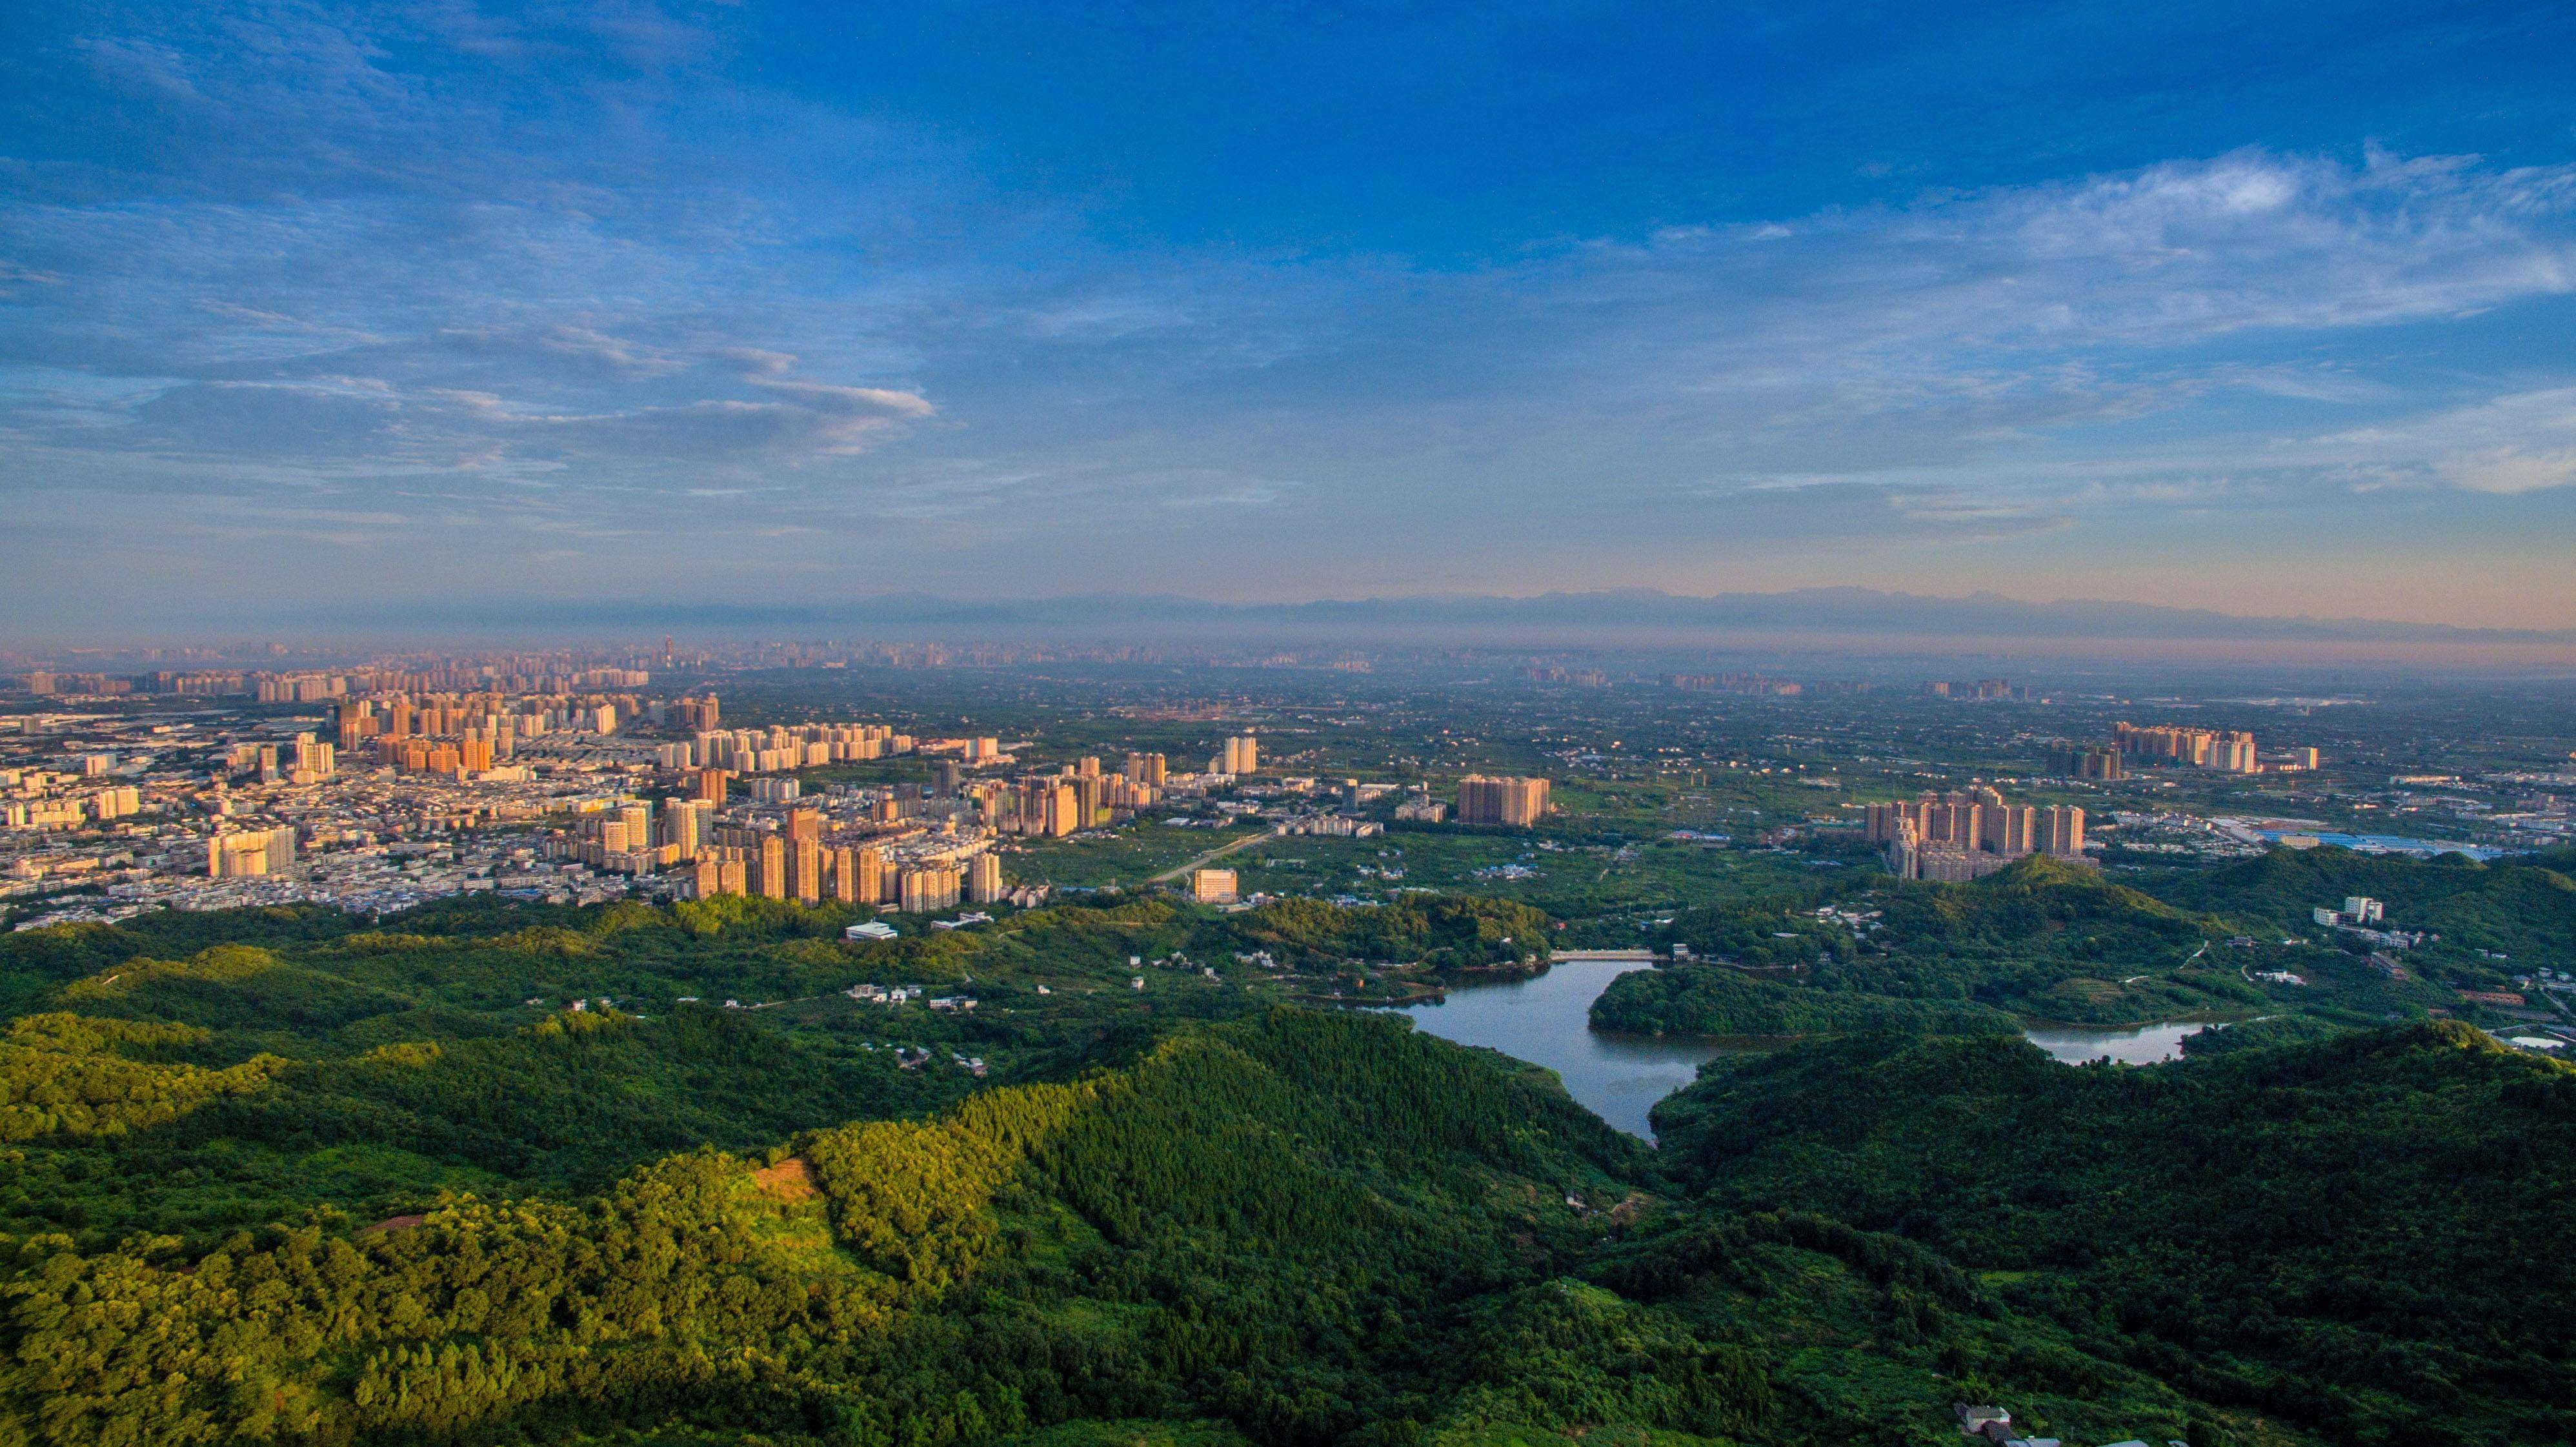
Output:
top-left (968, 853), bottom-right (1003, 904)
top-left (931, 759), bottom-right (963, 794)
top-left (787, 807), bottom-right (821, 844)
top-left (1456, 775), bottom-right (1550, 827)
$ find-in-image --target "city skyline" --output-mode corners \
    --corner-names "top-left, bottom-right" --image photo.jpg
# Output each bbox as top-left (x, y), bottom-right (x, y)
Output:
top-left (6, 3), bottom-right (2576, 635)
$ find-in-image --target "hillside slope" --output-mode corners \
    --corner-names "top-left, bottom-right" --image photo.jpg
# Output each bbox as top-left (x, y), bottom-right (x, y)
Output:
top-left (1599, 856), bottom-right (2259, 1035)
top-left (1653, 1020), bottom-right (2576, 1445)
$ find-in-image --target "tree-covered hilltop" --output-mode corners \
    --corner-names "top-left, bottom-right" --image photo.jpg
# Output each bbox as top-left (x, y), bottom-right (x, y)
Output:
top-left (6, 895), bottom-right (2572, 1446)
top-left (1597, 846), bottom-right (2575, 1040)
top-left (0, 1007), bottom-right (1648, 1447)
top-left (1228, 895), bottom-right (1553, 973)
top-left (1594, 855), bottom-right (2262, 1036)
top-left (0, 891), bottom-right (1558, 1250)
top-left (2131, 842), bottom-right (2576, 984)
top-left (0, 1000), bottom-right (2309, 1447)
top-left (1586, 966), bottom-right (2018, 1037)
top-left (1651, 1020), bottom-right (2576, 1446)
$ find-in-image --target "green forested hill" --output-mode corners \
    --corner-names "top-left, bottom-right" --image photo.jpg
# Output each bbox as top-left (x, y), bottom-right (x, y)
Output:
top-left (0, 999), bottom-right (2282, 1447)
top-left (2133, 843), bottom-right (2576, 978)
top-left (1, 896), bottom-right (2567, 1446)
top-left (1584, 964), bottom-right (2018, 1037)
top-left (1594, 844), bottom-right (2566, 1040)
top-left (1, 1007), bottom-right (1650, 1446)
top-left (0, 895), bottom-right (1325, 1248)
top-left (1596, 856), bottom-right (2262, 1035)
top-left (1652, 1020), bottom-right (2576, 1446)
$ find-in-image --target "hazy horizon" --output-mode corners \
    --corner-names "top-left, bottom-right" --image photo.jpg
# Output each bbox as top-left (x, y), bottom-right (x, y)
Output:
top-left (11, 585), bottom-right (2576, 673)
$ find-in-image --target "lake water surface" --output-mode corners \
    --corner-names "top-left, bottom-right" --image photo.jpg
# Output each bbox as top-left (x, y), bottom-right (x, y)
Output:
top-left (1387, 958), bottom-right (1731, 1140)
top-left (1391, 960), bottom-right (2224, 1139)
top-left (2022, 1018), bottom-right (2223, 1064)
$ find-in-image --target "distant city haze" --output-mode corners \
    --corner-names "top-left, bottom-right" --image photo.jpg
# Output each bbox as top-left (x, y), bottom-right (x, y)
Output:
top-left (5, 3), bottom-right (2575, 636)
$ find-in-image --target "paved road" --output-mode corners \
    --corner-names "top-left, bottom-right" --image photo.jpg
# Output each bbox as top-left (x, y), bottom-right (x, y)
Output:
top-left (1147, 831), bottom-right (1271, 885)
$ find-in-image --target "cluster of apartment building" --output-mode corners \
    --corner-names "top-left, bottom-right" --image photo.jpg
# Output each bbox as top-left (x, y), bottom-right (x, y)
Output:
top-left (1662, 672), bottom-right (1807, 696)
top-left (2046, 724), bottom-right (2322, 781)
top-left (1866, 789), bottom-right (2088, 882)
top-left (3, 771), bottom-right (145, 829)
top-left (9, 660), bottom-right (656, 704)
top-left (2, 715), bottom-right (629, 921)
top-left (969, 753), bottom-right (1169, 836)
top-left (1924, 678), bottom-right (2022, 699)
top-left (1214, 736), bottom-right (1260, 774)
top-left (515, 724), bottom-right (1278, 915)
top-left (337, 693), bottom-right (653, 777)
top-left (6, 680), bottom-right (1420, 929)
top-left (712, 816), bottom-right (983, 913)
top-left (2115, 722), bottom-right (2259, 773)
top-left (547, 780), bottom-right (1013, 911)
top-left (205, 824), bottom-right (297, 878)
top-left (673, 720), bottom-right (928, 774)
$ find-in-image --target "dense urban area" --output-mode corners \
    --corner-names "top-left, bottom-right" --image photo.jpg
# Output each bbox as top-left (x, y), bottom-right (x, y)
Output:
top-left (1, 640), bottom-right (2571, 1447)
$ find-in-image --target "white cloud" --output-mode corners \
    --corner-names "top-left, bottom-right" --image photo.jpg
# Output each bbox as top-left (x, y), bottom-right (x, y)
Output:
top-left (2305, 387), bottom-right (2576, 494)
top-left (4, 0), bottom-right (2574, 626)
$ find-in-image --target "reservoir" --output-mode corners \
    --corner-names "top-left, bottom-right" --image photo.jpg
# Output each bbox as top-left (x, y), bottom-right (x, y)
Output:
top-left (1393, 959), bottom-right (2226, 1138)
top-left (1388, 957), bottom-right (1733, 1140)
top-left (2023, 1018), bottom-right (2222, 1065)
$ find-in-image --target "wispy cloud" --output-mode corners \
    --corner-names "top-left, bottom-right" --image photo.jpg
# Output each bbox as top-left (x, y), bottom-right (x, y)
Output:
top-left (3, 1), bottom-right (2575, 628)
top-left (2301, 387), bottom-right (2576, 494)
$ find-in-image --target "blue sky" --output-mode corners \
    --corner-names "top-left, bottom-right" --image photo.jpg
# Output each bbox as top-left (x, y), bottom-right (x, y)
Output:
top-left (4, 1), bottom-right (2575, 636)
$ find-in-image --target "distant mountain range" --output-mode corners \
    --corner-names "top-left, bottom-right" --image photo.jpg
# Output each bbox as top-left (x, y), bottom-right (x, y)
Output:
top-left (485, 588), bottom-right (2576, 645)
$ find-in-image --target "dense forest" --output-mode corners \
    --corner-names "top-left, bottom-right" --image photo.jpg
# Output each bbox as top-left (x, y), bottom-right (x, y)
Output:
top-left (1652, 1019), bottom-right (2576, 1446)
top-left (0, 995), bottom-right (2300, 1447)
top-left (0, 875), bottom-right (2568, 1445)
top-left (1595, 856), bottom-right (2252, 1035)
top-left (2133, 844), bottom-right (2576, 987)
top-left (1594, 847), bottom-right (2563, 1038)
